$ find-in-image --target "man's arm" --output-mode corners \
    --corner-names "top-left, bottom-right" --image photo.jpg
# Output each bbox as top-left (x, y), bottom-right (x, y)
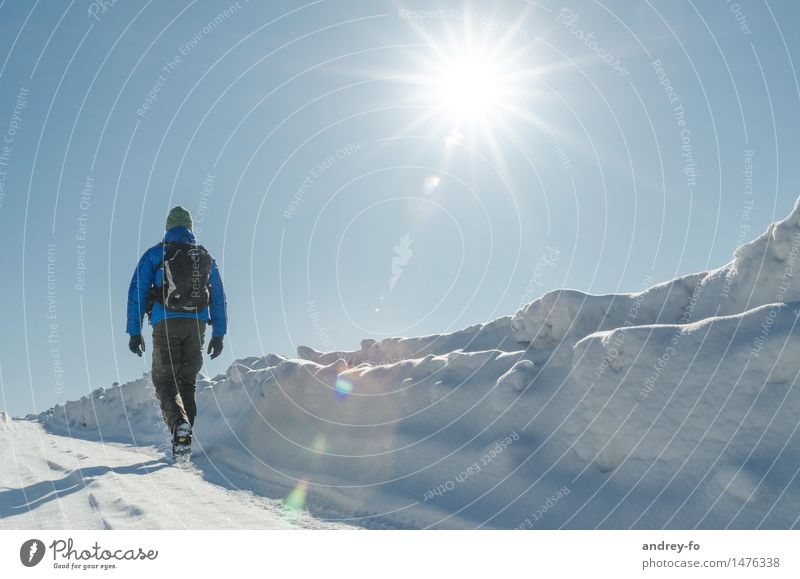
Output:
top-left (127, 248), bottom-right (156, 336)
top-left (208, 259), bottom-right (227, 337)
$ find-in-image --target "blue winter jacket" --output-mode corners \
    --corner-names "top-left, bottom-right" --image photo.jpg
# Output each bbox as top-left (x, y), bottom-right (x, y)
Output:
top-left (126, 227), bottom-right (227, 337)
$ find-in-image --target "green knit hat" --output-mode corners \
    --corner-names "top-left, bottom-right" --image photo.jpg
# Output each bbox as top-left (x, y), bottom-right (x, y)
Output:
top-left (166, 206), bottom-right (193, 230)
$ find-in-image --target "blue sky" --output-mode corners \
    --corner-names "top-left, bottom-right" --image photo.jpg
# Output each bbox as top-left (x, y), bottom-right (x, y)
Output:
top-left (1, 0), bottom-right (799, 416)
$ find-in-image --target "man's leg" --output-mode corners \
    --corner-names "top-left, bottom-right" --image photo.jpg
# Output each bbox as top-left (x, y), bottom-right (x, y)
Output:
top-left (151, 319), bottom-right (191, 433)
top-left (177, 318), bottom-right (206, 427)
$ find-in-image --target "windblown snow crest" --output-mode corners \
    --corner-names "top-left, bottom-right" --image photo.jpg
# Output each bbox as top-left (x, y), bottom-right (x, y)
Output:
top-left (40, 202), bottom-right (800, 529)
top-left (511, 197), bottom-right (800, 349)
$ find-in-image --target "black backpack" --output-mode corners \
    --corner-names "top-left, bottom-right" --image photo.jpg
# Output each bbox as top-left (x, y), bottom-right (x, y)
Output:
top-left (149, 242), bottom-right (213, 313)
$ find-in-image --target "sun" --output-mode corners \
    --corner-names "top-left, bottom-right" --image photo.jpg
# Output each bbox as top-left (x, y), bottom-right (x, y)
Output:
top-left (390, 16), bottom-right (546, 155)
top-left (399, 35), bottom-right (527, 140)
top-left (431, 53), bottom-right (503, 122)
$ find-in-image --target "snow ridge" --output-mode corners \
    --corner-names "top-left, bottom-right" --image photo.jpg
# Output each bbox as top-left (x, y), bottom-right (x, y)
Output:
top-left (511, 198), bottom-right (800, 349)
top-left (35, 201), bottom-right (800, 529)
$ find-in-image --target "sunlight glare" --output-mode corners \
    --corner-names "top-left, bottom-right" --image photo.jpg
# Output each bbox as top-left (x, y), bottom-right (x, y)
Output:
top-left (433, 54), bottom-right (502, 120)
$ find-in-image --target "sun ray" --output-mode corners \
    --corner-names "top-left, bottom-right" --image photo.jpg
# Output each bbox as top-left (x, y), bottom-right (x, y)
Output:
top-left (385, 7), bottom-right (572, 181)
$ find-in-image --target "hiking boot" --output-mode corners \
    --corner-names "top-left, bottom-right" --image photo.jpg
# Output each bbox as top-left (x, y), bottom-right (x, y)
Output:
top-left (173, 421), bottom-right (192, 444)
top-left (172, 421), bottom-right (192, 462)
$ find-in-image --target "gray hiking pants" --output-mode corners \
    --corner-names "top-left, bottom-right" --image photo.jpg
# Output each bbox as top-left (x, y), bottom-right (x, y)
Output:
top-left (151, 317), bottom-right (206, 432)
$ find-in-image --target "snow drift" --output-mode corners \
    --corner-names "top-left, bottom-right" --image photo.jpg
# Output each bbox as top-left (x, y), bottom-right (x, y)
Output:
top-left (512, 198), bottom-right (800, 349)
top-left (38, 201), bottom-right (800, 529)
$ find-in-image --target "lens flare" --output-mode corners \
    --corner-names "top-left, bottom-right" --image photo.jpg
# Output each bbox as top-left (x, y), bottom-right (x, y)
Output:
top-left (423, 175), bottom-right (441, 194)
top-left (284, 479), bottom-right (308, 512)
top-left (445, 129), bottom-right (463, 148)
top-left (311, 434), bottom-right (328, 453)
top-left (334, 376), bottom-right (354, 399)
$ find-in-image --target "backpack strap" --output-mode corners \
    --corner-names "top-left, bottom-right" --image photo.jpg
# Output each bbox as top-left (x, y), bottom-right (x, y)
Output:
top-left (145, 242), bottom-right (165, 317)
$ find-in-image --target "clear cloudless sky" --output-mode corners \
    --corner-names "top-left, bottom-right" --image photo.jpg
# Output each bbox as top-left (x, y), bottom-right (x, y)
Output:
top-left (1, 0), bottom-right (799, 416)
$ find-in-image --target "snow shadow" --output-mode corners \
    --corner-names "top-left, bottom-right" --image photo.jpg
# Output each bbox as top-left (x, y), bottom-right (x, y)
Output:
top-left (0, 459), bottom-right (166, 519)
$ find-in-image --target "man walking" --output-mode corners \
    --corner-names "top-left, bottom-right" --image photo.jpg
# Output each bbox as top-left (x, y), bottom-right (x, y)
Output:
top-left (126, 206), bottom-right (227, 461)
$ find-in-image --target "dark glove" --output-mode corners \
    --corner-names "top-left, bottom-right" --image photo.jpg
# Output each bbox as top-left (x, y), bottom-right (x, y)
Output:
top-left (207, 336), bottom-right (223, 359)
top-left (129, 334), bottom-right (145, 357)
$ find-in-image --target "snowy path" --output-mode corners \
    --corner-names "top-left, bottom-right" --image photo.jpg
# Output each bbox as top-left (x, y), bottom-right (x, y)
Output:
top-left (0, 420), bottom-right (349, 530)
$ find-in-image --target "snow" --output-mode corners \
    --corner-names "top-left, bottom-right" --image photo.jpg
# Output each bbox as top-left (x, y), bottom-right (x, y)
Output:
top-left (496, 359), bottom-right (537, 392)
top-left (511, 197), bottom-right (800, 349)
top-left (569, 304), bottom-right (800, 485)
top-left (0, 420), bottom-right (351, 529)
top-left (6, 201), bottom-right (800, 529)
